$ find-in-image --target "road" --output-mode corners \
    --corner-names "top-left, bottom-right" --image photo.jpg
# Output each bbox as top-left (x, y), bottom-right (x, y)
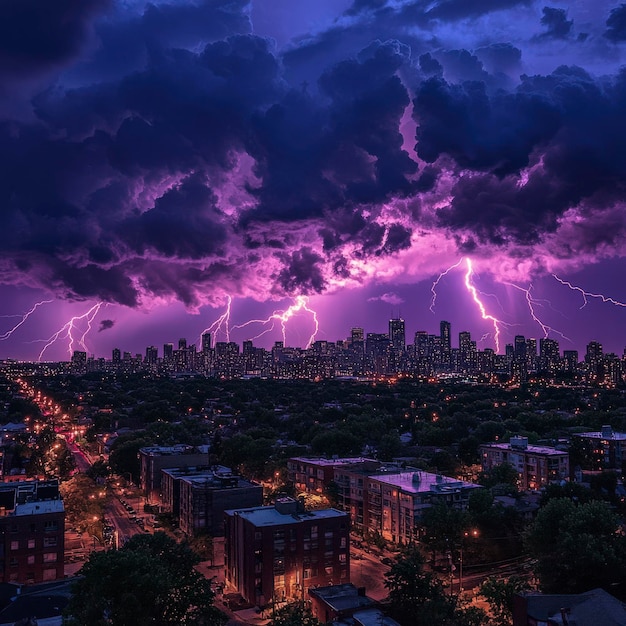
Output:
top-left (68, 441), bottom-right (92, 473)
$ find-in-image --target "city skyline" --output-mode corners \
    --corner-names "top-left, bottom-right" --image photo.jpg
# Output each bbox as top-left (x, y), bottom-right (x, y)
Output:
top-left (2, 1), bottom-right (626, 360)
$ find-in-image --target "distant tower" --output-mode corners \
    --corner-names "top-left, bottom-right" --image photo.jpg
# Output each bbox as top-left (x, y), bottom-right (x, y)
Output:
top-left (350, 327), bottom-right (364, 345)
top-left (389, 318), bottom-right (406, 352)
top-left (112, 348), bottom-right (121, 363)
top-left (178, 338), bottom-right (187, 350)
top-left (201, 332), bottom-right (212, 353)
top-left (163, 343), bottom-right (174, 362)
top-left (440, 320), bottom-right (451, 366)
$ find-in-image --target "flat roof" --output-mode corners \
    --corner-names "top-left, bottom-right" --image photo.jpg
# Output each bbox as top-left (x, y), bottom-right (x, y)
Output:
top-left (575, 431), bottom-right (626, 441)
top-left (226, 505), bottom-right (347, 527)
top-left (481, 442), bottom-right (568, 456)
top-left (369, 471), bottom-right (480, 495)
top-left (289, 457), bottom-right (377, 467)
top-left (14, 500), bottom-right (64, 516)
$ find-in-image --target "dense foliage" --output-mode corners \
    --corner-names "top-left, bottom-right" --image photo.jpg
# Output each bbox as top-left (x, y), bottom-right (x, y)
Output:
top-left (64, 533), bottom-right (226, 625)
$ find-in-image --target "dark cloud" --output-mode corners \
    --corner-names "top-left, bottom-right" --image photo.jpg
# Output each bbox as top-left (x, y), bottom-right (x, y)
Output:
top-left (414, 76), bottom-right (561, 175)
top-left (474, 43), bottom-right (522, 75)
top-left (0, 0), bottom-right (109, 77)
top-left (605, 3), bottom-right (626, 42)
top-left (277, 248), bottom-right (326, 293)
top-left (422, 0), bottom-right (531, 22)
top-left (1, 0), bottom-right (626, 312)
top-left (536, 7), bottom-right (573, 40)
top-left (98, 319), bottom-right (115, 332)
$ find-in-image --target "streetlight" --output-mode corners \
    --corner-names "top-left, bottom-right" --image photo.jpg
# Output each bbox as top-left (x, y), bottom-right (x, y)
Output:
top-left (459, 529), bottom-right (479, 593)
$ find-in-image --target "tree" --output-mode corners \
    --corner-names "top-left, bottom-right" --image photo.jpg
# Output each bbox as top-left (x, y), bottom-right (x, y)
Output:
top-left (525, 498), bottom-right (626, 594)
top-left (385, 546), bottom-right (457, 625)
top-left (421, 502), bottom-right (468, 559)
top-left (64, 533), bottom-right (226, 625)
top-left (479, 575), bottom-right (529, 626)
top-left (269, 603), bottom-right (321, 626)
top-left (478, 463), bottom-right (519, 494)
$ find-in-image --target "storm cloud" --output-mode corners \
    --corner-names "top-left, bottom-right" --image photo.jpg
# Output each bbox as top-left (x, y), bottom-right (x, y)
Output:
top-left (0, 0), bottom-right (626, 314)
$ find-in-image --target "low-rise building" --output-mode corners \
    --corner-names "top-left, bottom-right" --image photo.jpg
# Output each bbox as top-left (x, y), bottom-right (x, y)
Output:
top-left (224, 497), bottom-right (350, 608)
top-left (366, 471), bottom-right (481, 544)
top-left (480, 436), bottom-right (570, 491)
top-left (573, 425), bottom-right (626, 471)
top-left (287, 457), bottom-right (378, 495)
top-left (138, 444), bottom-right (210, 503)
top-left (308, 583), bottom-right (375, 623)
top-left (0, 480), bottom-right (65, 584)
top-left (161, 466), bottom-right (262, 536)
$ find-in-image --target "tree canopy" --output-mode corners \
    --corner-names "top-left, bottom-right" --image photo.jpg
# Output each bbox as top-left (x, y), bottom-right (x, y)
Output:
top-left (525, 498), bottom-right (626, 594)
top-left (63, 532), bottom-right (226, 625)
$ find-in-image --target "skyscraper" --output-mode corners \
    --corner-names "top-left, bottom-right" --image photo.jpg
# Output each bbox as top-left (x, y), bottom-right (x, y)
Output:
top-left (440, 320), bottom-right (451, 367)
top-left (201, 332), bottom-right (212, 353)
top-left (389, 318), bottom-right (405, 352)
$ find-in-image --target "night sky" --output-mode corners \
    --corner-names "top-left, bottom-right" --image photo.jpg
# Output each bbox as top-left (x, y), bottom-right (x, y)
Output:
top-left (2, 0), bottom-right (626, 360)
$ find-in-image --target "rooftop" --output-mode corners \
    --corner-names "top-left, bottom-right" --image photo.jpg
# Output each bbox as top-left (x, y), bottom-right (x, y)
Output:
top-left (370, 471), bottom-right (480, 495)
top-left (289, 457), bottom-right (377, 467)
top-left (309, 584), bottom-right (374, 613)
top-left (13, 500), bottom-right (64, 516)
top-left (481, 442), bottom-right (568, 455)
top-left (576, 431), bottom-right (626, 441)
top-left (139, 444), bottom-right (200, 456)
top-left (226, 504), bottom-right (347, 527)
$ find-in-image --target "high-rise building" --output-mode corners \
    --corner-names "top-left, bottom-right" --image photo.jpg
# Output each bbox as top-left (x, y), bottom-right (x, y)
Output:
top-left (389, 318), bottom-right (405, 352)
top-left (440, 320), bottom-right (451, 366)
top-left (145, 346), bottom-right (158, 365)
top-left (201, 332), bottom-right (212, 353)
top-left (178, 338), bottom-right (187, 350)
top-left (163, 343), bottom-right (173, 362)
top-left (112, 348), bottom-right (121, 363)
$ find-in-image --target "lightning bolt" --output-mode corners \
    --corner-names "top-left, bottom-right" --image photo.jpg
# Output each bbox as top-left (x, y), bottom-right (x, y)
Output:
top-left (505, 282), bottom-right (571, 342)
top-left (232, 296), bottom-right (320, 348)
top-left (430, 259), bottom-right (463, 313)
top-left (553, 275), bottom-right (626, 309)
top-left (37, 303), bottom-right (103, 361)
top-left (198, 296), bottom-right (232, 347)
top-left (463, 258), bottom-right (506, 353)
top-left (0, 300), bottom-right (53, 340)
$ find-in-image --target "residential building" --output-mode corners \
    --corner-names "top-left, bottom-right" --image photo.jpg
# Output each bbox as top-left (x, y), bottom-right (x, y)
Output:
top-left (365, 471), bottom-right (481, 544)
top-left (480, 436), bottom-right (570, 491)
top-left (224, 497), bottom-right (350, 608)
top-left (160, 466), bottom-right (262, 536)
top-left (0, 480), bottom-right (64, 584)
top-left (573, 425), bottom-right (626, 471)
top-left (513, 588), bottom-right (626, 626)
top-left (138, 444), bottom-right (210, 504)
top-left (308, 583), bottom-right (375, 623)
top-left (287, 457), bottom-right (378, 496)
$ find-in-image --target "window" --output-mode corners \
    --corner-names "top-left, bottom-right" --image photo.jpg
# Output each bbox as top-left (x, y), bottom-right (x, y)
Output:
top-left (43, 537), bottom-right (57, 548)
top-left (10, 541), bottom-right (18, 551)
top-left (27, 555), bottom-right (35, 565)
top-left (43, 568), bottom-right (56, 581)
top-left (27, 539), bottom-right (35, 549)
top-left (9, 558), bottom-right (17, 567)
top-left (43, 553), bottom-right (57, 563)
top-left (44, 521), bottom-right (58, 532)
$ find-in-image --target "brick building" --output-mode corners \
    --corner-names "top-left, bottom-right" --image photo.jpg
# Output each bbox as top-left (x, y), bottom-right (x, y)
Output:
top-left (365, 471), bottom-right (481, 544)
top-left (480, 436), bottom-right (570, 491)
top-left (573, 426), bottom-right (626, 471)
top-left (225, 497), bottom-right (350, 608)
top-left (138, 444), bottom-right (210, 503)
top-left (287, 457), bottom-right (378, 495)
top-left (0, 480), bottom-right (65, 584)
top-left (161, 466), bottom-right (262, 536)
